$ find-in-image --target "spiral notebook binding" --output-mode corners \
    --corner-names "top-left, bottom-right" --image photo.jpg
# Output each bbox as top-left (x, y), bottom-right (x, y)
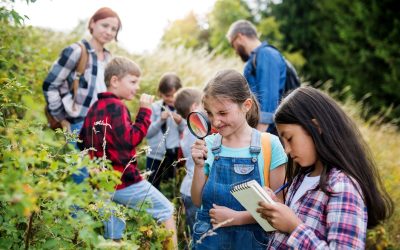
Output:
top-left (231, 179), bottom-right (252, 192)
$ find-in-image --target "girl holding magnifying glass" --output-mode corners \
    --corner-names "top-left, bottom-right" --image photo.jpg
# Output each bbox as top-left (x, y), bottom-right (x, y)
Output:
top-left (191, 69), bottom-right (287, 249)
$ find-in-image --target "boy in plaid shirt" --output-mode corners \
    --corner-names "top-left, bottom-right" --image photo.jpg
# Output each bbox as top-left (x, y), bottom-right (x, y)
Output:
top-left (78, 57), bottom-right (177, 245)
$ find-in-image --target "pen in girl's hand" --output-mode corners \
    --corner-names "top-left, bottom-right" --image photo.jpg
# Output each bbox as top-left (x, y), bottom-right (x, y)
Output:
top-left (274, 182), bottom-right (289, 194)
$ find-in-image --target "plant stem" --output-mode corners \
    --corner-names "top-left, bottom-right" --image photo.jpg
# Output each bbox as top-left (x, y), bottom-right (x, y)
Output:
top-left (24, 212), bottom-right (34, 250)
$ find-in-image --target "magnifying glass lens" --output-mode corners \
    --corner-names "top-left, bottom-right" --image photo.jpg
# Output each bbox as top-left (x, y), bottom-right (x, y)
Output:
top-left (187, 112), bottom-right (211, 139)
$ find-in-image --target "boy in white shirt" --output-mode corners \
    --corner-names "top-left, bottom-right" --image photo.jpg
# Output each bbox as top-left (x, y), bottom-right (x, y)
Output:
top-left (174, 87), bottom-right (202, 236)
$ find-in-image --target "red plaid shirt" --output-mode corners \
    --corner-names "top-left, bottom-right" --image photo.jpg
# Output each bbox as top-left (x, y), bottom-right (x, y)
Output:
top-left (78, 92), bottom-right (151, 190)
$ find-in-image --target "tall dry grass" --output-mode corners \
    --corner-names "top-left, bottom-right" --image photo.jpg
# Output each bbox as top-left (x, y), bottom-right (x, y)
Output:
top-left (130, 46), bottom-right (243, 92)
top-left (341, 100), bottom-right (400, 247)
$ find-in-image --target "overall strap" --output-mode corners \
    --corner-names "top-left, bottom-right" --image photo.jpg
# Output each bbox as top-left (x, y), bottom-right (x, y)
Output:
top-left (212, 130), bottom-right (262, 156)
top-left (249, 128), bottom-right (261, 154)
top-left (211, 134), bottom-right (222, 155)
top-left (261, 132), bottom-right (272, 187)
top-left (249, 128), bottom-right (261, 163)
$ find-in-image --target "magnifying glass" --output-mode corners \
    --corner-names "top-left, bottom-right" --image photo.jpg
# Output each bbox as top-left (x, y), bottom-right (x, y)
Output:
top-left (187, 111), bottom-right (211, 139)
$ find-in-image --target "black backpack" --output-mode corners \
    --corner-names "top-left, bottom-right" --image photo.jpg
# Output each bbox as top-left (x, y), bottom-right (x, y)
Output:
top-left (251, 44), bottom-right (300, 98)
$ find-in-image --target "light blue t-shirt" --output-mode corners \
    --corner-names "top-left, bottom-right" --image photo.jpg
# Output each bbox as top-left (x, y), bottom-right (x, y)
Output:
top-left (204, 133), bottom-right (287, 186)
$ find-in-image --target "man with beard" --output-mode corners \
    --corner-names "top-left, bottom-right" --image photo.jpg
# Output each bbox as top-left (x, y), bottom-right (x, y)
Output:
top-left (226, 20), bottom-right (286, 135)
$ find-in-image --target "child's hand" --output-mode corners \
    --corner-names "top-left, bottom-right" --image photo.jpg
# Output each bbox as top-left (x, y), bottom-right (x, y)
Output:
top-left (139, 94), bottom-right (154, 109)
top-left (209, 204), bottom-right (237, 228)
top-left (263, 187), bottom-right (280, 202)
top-left (171, 112), bottom-right (182, 124)
top-left (60, 119), bottom-right (71, 132)
top-left (191, 139), bottom-right (207, 166)
top-left (160, 111), bottom-right (169, 121)
top-left (256, 201), bottom-right (303, 233)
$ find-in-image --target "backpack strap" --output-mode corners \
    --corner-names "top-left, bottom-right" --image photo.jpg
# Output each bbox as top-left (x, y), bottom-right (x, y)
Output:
top-left (250, 44), bottom-right (276, 76)
top-left (72, 42), bottom-right (89, 111)
top-left (261, 132), bottom-right (272, 187)
top-left (251, 52), bottom-right (257, 76)
top-left (251, 43), bottom-right (279, 75)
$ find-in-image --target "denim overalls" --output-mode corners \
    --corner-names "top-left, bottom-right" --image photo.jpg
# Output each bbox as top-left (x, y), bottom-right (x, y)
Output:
top-left (192, 129), bottom-right (270, 250)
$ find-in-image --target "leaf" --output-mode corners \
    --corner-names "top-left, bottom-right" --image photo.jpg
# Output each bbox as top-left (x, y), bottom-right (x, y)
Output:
top-left (41, 239), bottom-right (59, 249)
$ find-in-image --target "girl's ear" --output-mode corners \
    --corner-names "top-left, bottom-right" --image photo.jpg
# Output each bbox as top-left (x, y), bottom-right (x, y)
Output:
top-left (311, 118), bottom-right (322, 134)
top-left (243, 98), bottom-right (253, 112)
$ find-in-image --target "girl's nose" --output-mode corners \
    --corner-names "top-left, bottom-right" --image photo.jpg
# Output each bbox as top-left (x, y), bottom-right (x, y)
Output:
top-left (212, 119), bottom-right (221, 128)
top-left (283, 143), bottom-right (291, 155)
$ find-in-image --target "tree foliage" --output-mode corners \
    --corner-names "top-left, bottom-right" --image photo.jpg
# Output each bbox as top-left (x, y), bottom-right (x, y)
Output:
top-left (0, 0), bottom-right (37, 25)
top-left (208, 0), bottom-right (252, 54)
top-left (160, 11), bottom-right (208, 49)
top-left (273, 0), bottom-right (400, 122)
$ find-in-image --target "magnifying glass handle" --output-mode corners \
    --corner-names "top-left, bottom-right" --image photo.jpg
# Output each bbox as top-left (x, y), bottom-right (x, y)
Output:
top-left (201, 138), bottom-right (207, 160)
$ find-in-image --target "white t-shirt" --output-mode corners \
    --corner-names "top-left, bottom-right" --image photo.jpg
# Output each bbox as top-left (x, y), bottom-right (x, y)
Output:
top-left (290, 174), bottom-right (320, 208)
top-left (96, 59), bottom-right (107, 94)
top-left (179, 127), bottom-right (197, 196)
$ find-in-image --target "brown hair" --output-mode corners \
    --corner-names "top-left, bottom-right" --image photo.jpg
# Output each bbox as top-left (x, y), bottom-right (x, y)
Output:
top-left (158, 72), bottom-right (182, 94)
top-left (175, 88), bottom-right (202, 118)
top-left (104, 56), bottom-right (141, 87)
top-left (203, 69), bottom-right (260, 128)
top-left (88, 7), bottom-right (122, 41)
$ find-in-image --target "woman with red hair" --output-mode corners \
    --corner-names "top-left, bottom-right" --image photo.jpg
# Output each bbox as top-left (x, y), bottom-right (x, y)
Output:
top-left (43, 7), bottom-right (121, 136)
top-left (42, 8), bottom-right (124, 240)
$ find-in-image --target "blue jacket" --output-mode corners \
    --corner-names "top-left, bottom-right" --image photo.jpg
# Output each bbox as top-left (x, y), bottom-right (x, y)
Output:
top-left (243, 41), bottom-right (286, 125)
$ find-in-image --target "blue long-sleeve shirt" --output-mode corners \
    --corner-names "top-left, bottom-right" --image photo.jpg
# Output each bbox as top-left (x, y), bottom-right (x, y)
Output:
top-left (243, 41), bottom-right (286, 125)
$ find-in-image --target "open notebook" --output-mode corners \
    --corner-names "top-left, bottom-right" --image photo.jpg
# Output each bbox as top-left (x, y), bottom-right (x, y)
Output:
top-left (230, 180), bottom-right (276, 232)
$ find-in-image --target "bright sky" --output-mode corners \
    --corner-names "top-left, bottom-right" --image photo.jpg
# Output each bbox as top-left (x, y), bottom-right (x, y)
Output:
top-left (12, 0), bottom-right (216, 54)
